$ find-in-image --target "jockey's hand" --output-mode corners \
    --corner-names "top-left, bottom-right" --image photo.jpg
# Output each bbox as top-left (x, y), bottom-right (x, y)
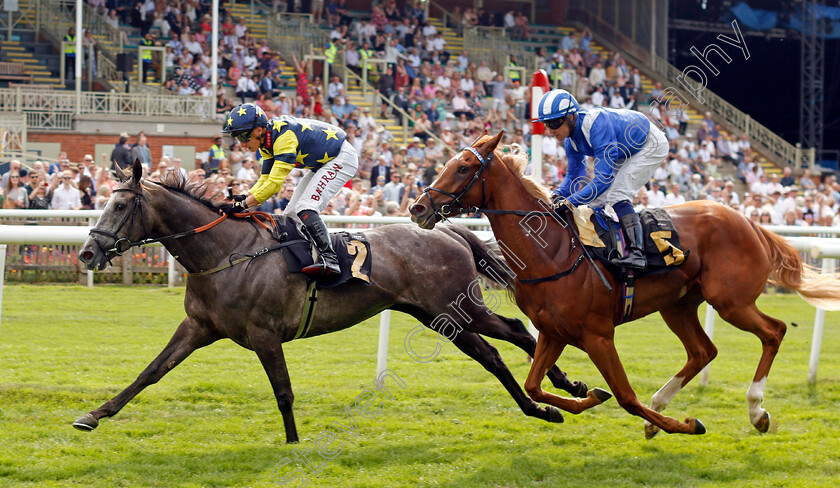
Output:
top-left (227, 186), bottom-right (247, 202)
top-left (220, 201), bottom-right (248, 215)
top-left (551, 193), bottom-right (569, 208)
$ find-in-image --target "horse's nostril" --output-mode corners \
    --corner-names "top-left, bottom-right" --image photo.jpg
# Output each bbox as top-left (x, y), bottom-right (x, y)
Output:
top-left (411, 204), bottom-right (426, 215)
top-left (81, 251), bottom-right (93, 262)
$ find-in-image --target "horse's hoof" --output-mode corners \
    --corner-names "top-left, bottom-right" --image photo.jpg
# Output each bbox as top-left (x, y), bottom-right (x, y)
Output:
top-left (572, 381), bottom-right (589, 398)
top-left (645, 423), bottom-right (661, 439)
top-left (72, 413), bottom-right (99, 432)
top-left (754, 411), bottom-right (770, 433)
top-left (692, 418), bottom-right (706, 435)
top-left (591, 387), bottom-right (613, 403)
top-left (547, 406), bottom-right (565, 423)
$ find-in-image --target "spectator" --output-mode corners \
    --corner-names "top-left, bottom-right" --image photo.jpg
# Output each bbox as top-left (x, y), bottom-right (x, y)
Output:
top-left (50, 170), bottom-right (82, 210)
top-left (799, 168), bottom-right (816, 191)
top-left (78, 175), bottom-right (95, 209)
top-left (110, 132), bottom-right (133, 170)
top-left (0, 159), bottom-right (21, 189)
top-left (27, 172), bottom-right (50, 209)
top-left (130, 132), bottom-right (152, 167)
top-left (236, 71), bottom-right (259, 103)
top-left (208, 135), bottom-right (226, 173)
top-left (2, 172), bottom-right (28, 209)
top-left (369, 156), bottom-right (391, 187)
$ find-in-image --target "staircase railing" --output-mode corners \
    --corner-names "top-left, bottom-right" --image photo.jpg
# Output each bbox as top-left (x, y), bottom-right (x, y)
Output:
top-left (426, 0), bottom-right (535, 79)
top-left (339, 66), bottom-right (455, 155)
top-left (560, 16), bottom-right (811, 170)
top-left (266, 12), bottom-right (324, 60)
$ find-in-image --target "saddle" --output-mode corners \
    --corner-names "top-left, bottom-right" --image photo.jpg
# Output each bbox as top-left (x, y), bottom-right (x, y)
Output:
top-left (571, 206), bottom-right (688, 280)
top-left (269, 215), bottom-right (373, 288)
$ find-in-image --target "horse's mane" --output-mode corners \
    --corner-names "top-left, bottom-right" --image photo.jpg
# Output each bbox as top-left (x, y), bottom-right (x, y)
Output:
top-left (473, 135), bottom-right (552, 203)
top-left (152, 171), bottom-right (225, 209)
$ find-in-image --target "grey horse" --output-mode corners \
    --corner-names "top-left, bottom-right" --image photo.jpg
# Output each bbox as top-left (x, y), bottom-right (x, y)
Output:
top-left (74, 160), bottom-right (585, 443)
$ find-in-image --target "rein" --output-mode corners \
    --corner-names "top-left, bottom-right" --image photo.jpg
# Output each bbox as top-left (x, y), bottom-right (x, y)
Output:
top-left (88, 186), bottom-right (277, 264)
top-left (428, 146), bottom-right (612, 291)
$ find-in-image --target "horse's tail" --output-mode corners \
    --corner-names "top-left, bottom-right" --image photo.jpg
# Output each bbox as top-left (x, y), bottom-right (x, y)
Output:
top-left (440, 223), bottom-right (516, 292)
top-left (756, 224), bottom-right (840, 311)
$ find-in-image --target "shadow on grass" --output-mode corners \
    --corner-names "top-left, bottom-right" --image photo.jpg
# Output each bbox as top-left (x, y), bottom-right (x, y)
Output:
top-left (6, 445), bottom-right (285, 487)
top-left (434, 449), bottom-right (760, 488)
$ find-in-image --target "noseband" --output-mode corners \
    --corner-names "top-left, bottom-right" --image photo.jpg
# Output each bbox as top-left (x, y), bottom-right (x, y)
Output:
top-left (87, 185), bottom-right (230, 263)
top-left (88, 188), bottom-right (149, 258)
top-left (423, 146), bottom-right (492, 220)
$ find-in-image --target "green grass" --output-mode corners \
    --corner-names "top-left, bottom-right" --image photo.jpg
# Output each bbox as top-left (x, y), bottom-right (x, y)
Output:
top-left (1, 285), bottom-right (839, 487)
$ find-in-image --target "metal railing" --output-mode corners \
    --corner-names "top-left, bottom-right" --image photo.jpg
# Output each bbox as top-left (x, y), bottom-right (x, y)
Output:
top-left (560, 14), bottom-right (812, 171)
top-left (0, 88), bottom-right (214, 129)
top-left (266, 12), bottom-right (327, 60)
top-left (427, 0), bottom-right (534, 76)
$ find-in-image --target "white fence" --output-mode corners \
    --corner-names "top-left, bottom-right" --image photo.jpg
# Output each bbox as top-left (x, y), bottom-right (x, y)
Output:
top-left (0, 212), bottom-right (837, 382)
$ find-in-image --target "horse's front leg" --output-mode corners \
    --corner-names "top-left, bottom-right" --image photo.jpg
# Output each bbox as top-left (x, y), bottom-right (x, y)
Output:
top-left (523, 333), bottom-right (613, 415)
top-left (484, 314), bottom-right (588, 398)
top-left (250, 327), bottom-right (298, 443)
top-left (73, 316), bottom-right (220, 431)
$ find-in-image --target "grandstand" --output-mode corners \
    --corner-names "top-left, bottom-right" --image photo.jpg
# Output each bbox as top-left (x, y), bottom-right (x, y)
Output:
top-left (0, 0), bottom-right (833, 231)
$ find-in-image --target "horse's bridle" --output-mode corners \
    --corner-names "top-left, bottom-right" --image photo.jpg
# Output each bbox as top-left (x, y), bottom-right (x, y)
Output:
top-left (423, 146), bottom-right (493, 221)
top-left (421, 145), bottom-right (613, 291)
top-left (87, 185), bottom-right (229, 261)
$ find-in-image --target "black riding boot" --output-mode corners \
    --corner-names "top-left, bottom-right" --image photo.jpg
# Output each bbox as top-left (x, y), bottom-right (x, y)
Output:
top-left (299, 210), bottom-right (341, 276)
top-left (613, 213), bottom-right (647, 270)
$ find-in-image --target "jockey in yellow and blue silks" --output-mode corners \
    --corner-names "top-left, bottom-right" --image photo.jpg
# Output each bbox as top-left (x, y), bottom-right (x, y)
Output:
top-left (536, 89), bottom-right (669, 270)
top-left (220, 102), bottom-right (359, 276)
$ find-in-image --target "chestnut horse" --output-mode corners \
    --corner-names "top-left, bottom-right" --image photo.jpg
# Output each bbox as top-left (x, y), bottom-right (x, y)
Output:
top-left (410, 131), bottom-right (840, 437)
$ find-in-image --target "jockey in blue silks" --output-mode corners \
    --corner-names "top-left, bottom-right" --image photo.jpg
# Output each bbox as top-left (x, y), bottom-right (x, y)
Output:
top-left (535, 89), bottom-right (669, 270)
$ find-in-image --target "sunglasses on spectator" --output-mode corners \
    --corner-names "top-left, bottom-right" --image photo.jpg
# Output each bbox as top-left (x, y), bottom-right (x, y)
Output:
top-left (61, 177), bottom-right (71, 180)
top-left (11, 175), bottom-right (19, 179)
top-left (544, 116), bottom-right (566, 130)
top-left (220, 171), bottom-right (230, 175)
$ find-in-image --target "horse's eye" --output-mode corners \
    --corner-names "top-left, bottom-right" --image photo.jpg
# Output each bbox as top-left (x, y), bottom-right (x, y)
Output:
top-left (115, 203), bottom-right (126, 211)
top-left (458, 166), bottom-right (469, 174)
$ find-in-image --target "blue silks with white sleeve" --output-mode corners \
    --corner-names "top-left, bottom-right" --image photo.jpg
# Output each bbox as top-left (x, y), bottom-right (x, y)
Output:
top-left (555, 108), bottom-right (651, 206)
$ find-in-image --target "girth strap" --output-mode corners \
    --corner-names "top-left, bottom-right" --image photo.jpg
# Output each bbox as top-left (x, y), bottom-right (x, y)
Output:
top-left (294, 280), bottom-right (319, 340)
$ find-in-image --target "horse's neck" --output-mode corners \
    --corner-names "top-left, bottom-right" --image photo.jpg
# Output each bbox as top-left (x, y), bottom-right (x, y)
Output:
top-left (484, 162), bottom-right (573, 274)
top-left (149, 191), bottom-right (257, 272)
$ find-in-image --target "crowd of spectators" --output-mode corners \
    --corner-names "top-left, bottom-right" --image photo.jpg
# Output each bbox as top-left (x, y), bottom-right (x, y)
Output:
top-left (63, 0), bottom-right (837, 227)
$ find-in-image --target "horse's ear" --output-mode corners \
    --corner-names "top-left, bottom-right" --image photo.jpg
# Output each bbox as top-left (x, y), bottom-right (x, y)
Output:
top-left (477, 130), bottom-right (505, 157)
top-left (132, 158), bottom-right (143, 183)
top-left (114, 161), bottom-right (128, 182)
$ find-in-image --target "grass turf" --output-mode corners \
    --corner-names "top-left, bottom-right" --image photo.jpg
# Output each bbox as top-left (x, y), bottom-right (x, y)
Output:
top-left (0, 284), bottom-right (839, 487)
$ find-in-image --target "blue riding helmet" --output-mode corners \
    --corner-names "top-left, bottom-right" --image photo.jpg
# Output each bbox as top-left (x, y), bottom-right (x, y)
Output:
top-left (534, 89), bottom-right (580, 123)
top-left (222, 103), bottom-right (268, 141)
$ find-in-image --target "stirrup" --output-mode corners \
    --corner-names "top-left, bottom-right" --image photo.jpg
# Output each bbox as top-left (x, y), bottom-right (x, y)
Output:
top-left (302, 253), bottom-right (341, 277)
top-left (613, 250), bottom-right (646, 270)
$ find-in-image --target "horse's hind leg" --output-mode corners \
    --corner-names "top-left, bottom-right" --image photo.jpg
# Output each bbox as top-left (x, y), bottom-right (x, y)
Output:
top-left (73, 317), bottom-right (219, 432)
top-left (645, 295), bottom-right (718, 439)
top-left (249, 327), bottom-right (299, 443)
top-left (523, 333), bottom-right (612, 416)
top-left (714, 303), bottom-right (787, 433)
top-left (447, 328), bottom-right (565, 423)
top-left (470, 314), bottom-right (588, 398)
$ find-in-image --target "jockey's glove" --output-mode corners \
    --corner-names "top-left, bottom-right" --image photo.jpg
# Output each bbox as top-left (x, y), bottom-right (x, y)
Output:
top-left (551, 193), bottom-right (569, 209)
top-left (220, 201), bottom-right (248, 215)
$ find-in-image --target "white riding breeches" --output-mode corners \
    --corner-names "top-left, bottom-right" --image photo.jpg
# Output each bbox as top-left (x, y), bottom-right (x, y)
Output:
top-left (285, 140), bottom-right (358, 215)
top-left (590, 122), bottom-right (669, 208)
